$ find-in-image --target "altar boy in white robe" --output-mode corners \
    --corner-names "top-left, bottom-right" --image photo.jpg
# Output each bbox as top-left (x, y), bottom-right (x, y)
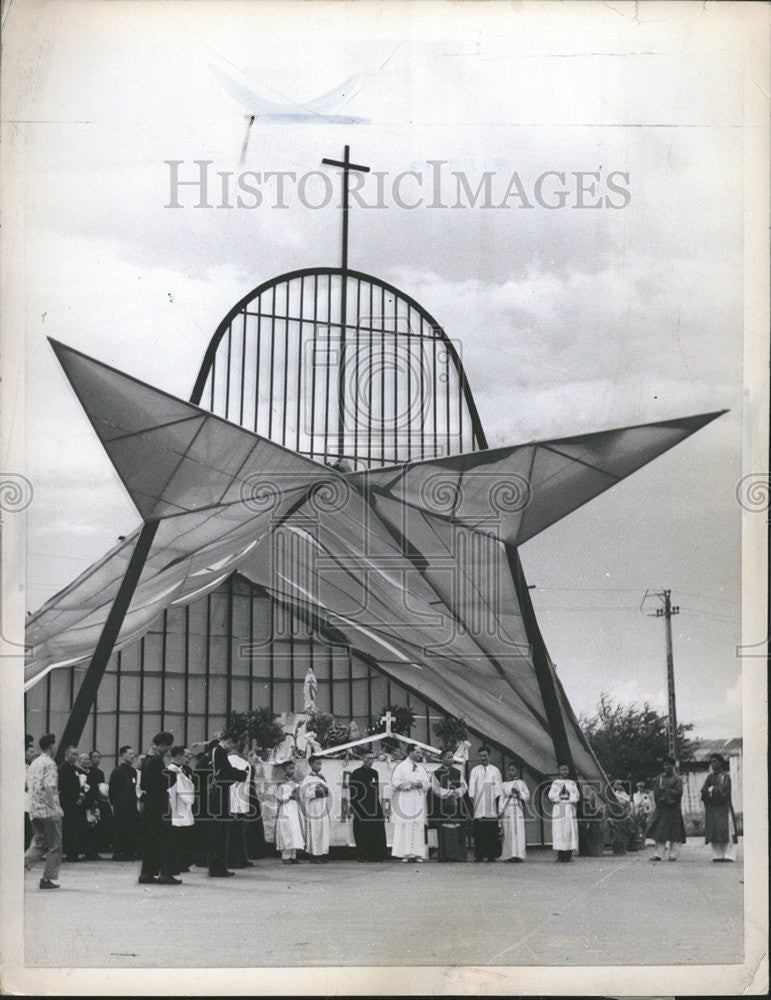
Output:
top-left (300, 756), bottom-right (331, 863)
top-left (167, 746), bottom-right (195, 874)
top-left (548, 763), bottom-right (580, 862)
top-left (390, 745), bottom-right (430, 862)
top-left (498, 762), bottom-right (530, 862)
top-left (275, 760), bottom-right (305, 864)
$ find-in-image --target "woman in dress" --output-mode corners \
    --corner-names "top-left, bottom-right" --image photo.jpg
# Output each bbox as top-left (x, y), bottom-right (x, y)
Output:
top-left (701, 753), bottom-right (733, 862)
top-left (499, 762), bottom-right (530, 862)
top-left (275, 760), bottom-right (305, 864)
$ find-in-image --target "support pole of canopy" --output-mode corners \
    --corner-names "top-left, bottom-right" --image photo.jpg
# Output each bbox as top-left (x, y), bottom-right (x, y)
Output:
top-left (55, 519), bottom-right (160, 764)
top-left (505, 543), bottom-right (577, 777)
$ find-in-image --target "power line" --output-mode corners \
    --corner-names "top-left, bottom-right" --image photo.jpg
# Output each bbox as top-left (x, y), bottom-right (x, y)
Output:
top-left (538, 606), bottom-right (642, 611)
top-left (677, 607), bottom-right (739, 623)
top-left (534, 585), bottom-right (740, 607)
top-left (674, 589), bottom-right (740, 607)
top-left (534, 586), bottom-right (657, 593)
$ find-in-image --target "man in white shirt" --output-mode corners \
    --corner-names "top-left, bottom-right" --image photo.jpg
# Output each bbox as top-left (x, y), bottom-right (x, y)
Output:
top-left (468, 745), bottom-right (503, 862)
top-left (24, 734), bottom-right (64, 889)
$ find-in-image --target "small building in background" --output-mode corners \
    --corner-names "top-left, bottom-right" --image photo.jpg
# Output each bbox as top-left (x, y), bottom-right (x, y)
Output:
top-left (681, 738), bottom-right (742, 837)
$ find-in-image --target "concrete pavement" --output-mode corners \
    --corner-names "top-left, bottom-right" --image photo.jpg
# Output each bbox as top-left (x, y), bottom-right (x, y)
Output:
top-left (23, 839), bottom-right (743, 969)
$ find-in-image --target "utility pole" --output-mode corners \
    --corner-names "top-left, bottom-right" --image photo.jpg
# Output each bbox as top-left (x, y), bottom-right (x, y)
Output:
top-left (653, 590), bottom-right (681, 763)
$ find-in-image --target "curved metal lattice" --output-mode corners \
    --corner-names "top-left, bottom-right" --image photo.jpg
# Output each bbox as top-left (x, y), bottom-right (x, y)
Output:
top-left (191, 268), bottom-right (487, 467)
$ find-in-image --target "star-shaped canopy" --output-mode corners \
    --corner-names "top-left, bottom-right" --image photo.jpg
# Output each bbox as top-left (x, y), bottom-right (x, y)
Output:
top-left (25, 340), bottom-right (725, 778)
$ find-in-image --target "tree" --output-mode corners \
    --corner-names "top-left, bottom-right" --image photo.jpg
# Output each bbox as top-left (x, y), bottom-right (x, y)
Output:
top-left (580, 694), bottom-right (694, 785)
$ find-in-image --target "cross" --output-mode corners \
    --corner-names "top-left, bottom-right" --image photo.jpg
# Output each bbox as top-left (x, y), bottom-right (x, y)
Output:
top-left (321, 146), bottom-right (370, 460)
top-left (379, 710), bottom-right (394, 736)
top-left (321, 145), bottom-right (370, 275)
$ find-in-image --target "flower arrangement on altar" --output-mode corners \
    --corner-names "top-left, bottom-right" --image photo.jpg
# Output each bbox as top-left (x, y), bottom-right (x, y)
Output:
top-left (432, 714), bottom-right (469, 752)
top-left (225, 708), bottom-right (285, 758)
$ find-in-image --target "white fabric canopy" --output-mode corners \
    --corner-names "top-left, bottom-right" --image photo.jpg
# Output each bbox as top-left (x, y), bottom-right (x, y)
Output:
top-left (25, 340), bottom-right (725, 778)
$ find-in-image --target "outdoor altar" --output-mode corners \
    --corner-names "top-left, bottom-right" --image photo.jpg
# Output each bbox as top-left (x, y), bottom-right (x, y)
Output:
top-left (254, 753), bottom-right (444, 849)
top-left (254, 704), bottom-right (445, 848)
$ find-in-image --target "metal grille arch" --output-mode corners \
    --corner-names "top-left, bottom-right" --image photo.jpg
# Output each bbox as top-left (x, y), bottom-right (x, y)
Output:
top-left (191, 268), bottom-right (488, 469)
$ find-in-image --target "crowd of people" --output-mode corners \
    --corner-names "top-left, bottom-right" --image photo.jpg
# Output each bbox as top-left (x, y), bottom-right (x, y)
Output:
top-left (23, 730), bottom-right (736, 890)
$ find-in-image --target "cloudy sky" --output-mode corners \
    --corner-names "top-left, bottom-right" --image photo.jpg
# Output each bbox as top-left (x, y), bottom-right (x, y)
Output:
top-left (4, 0), bottom-right (762, 738)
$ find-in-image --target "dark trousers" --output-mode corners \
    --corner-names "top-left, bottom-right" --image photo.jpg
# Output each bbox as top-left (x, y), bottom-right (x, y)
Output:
top-left (353, 818), bottom-right (388, 861)
top-left (113, 804), bottom-right (140, 858)
top-left (171, 825), bottom-right (194, 872)
top-left (25, 817), bottom-right (63, 882)
top-left (244, 815), bottom-right (266, 860)
top-left (473, 818), bottom-right (501, 860)
top-left (193, 819), bottom-right (209, 867)
top-left (140, 815), bottom-right (176, 877)
top-left (228, 817), bottom-right (249, 867)
top-left (436, 822), bottom-right (467, 861)
top-left (81, 816), bottom-right (102, 859)
top-left (207, 817), bottom-right (231, 873)
top-left (24, 812), bottom-right (33, 850)
top-left (62, 806), bottom-right (83, 859)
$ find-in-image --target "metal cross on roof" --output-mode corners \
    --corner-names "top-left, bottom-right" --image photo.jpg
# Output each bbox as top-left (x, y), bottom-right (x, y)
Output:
top-left (321, 145), bottom-right (370, 274)
top-left (321, 145), bottom-right (371, 461)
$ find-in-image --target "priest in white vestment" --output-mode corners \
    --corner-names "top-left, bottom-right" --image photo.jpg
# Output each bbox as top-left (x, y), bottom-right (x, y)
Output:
top-left (390, 745), bottom-right (430, 862)
top-left (499, 762), bottom-right (530, 861)
top-left (548, 763), bottom-right (580, 861)
top-left (300, 756), bottom-right (331, 862)
top-left (275, 760), bottom-right (305, 863)
top-left (468, 745), bottom-right (503, 861)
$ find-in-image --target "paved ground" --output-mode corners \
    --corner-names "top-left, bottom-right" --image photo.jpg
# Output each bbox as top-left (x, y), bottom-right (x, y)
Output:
top-left (24, 839), bottom-right (743, 969)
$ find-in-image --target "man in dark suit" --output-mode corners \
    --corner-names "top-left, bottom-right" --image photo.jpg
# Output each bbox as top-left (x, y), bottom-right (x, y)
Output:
top-left (58, 745), bottom-right (85, 862)
top-left (109, 745), bottom-right (140, 860)
top-left (76, 751), bottom-right (105, 860)
top-left (191, 741), bottom-right (217, 868)
top-left (79, 750), bottom-right (113, 858)
top-left (348, 751), bottom-right (388, 861)
top-left (207, 732), bottom-right (249, 877)
top-left (428, 749), bottom-right (470, 861)
top-left (138, 731), bottom-right (180, 885)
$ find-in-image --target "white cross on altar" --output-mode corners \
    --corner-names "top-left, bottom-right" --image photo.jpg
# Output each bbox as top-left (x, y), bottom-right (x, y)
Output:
top-left (379, 711), bottom-right (394, 735)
